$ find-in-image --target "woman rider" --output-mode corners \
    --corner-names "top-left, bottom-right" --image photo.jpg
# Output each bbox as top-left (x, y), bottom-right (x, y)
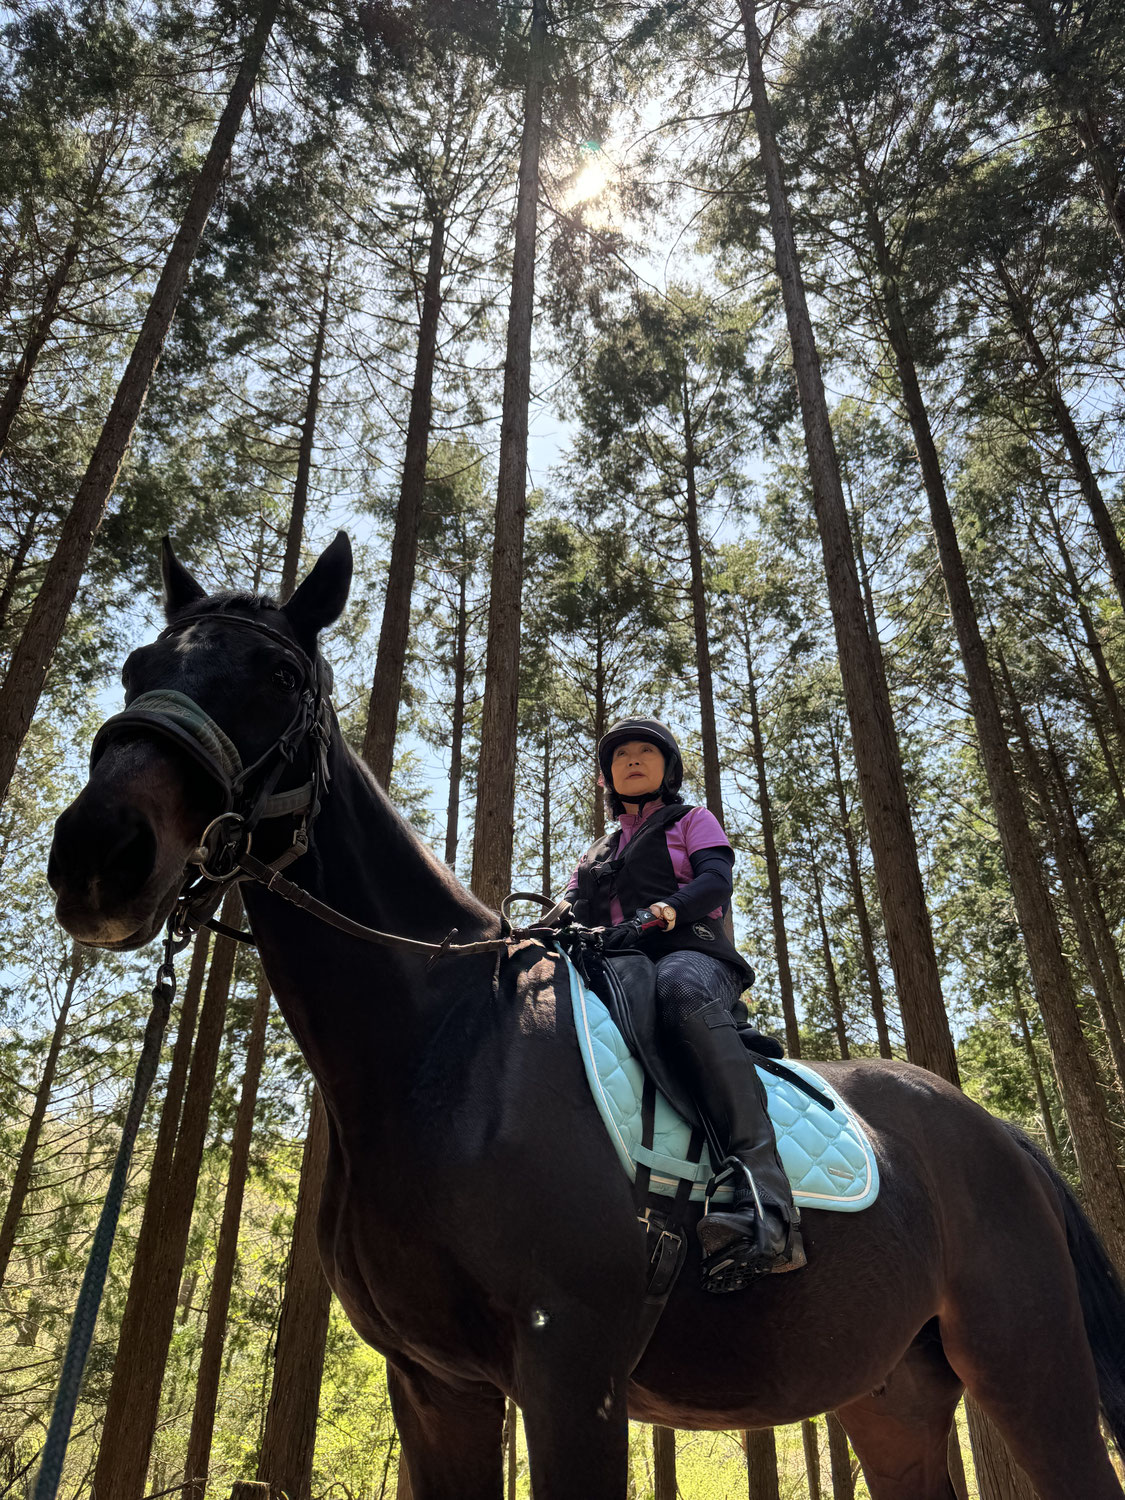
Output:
top-left (565, 718), bottom-right (804, 1294)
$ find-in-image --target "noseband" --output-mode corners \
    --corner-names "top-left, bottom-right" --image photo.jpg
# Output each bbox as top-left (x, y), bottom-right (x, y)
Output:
top-left (91, 611), bottom-right (333, 940)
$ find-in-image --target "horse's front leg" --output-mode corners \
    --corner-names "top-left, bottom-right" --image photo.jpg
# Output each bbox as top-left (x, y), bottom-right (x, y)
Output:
top-left (387, 1357), bottom-right (505, 1500)
top-left (515, 1292), bottom-right (634, 1500)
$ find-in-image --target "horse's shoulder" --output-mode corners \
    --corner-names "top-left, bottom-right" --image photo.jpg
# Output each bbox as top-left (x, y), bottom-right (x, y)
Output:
top-left (503, 941), bottom-right (568, 1038)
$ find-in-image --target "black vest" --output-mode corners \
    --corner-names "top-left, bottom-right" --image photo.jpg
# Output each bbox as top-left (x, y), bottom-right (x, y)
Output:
top-left (571, 803), bottom-right (755, 989)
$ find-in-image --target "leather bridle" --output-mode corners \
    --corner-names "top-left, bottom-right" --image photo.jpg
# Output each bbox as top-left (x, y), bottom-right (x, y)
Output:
top-left (91, 611), bottom-right (544, 961)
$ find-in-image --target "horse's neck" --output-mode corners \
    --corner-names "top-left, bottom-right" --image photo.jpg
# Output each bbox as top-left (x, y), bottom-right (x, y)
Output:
top-left (244, 736), bottom-right (500, 1136)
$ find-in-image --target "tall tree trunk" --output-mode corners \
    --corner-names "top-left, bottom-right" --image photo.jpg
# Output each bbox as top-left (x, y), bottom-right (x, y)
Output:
top-left (802, 1418), bottom-right (823, 1500)
top-left (1011, 980), bottom-right (1065, 1170)
top-left (0, 235), bottom-right (80, 461)
top-left (947, 1414), bottom-right (971, 1500)
top-left (0, 947), bottom-right (82, 1295)
top-left (0, 0), bottom-right (281, 813)
top-left (0, 510), bottom-right (39, 640)
top-left (811, 858), bottom-right (849, 1059)
top-left (444, 563), bottom-right (468, 868)
top-left (184, 973), bottom-right (271, 1499)
top-left (470, 0), bottom-right (547, 909)
top-left (252, 1092), bottom-right (334, 1500)
top-left (505, 1399), bottom-right (518, 1500)
top-left (826, 1413), bottom-right (855, 1500)
top-left (738, 0), bottom-right (957, 1083)
top-left (744, 640), bottom-right (801, 1056)
top-left (362, 209), bottom-right (447, 784)
top-left (997, 652), bottom-right (1125, 1095)
top-left (1041, 487), bottom-right (1125, 750)
top-left (826, 725), bottom-right (891, 1057)
top-left (245, 362), bottom-right (342, 1500)
top-left (743, 1428), bottom-right (780, 1500)
top-left (682, 392), bottom-right (723, 820)
top-left (863, 190), bottom-right (1119, 1496)
top-left (592, 620), bottom-right (606, 840)
top-left (993, 257), bottom-right (1125, 615)
top-left (542, 725), bottom-right (552, 895)
top-left (280, 254), bottom-right (333, 604)
top-left (653, 1425), bottom-right (676, 1500)
top-left (93, 898), bottom-right (240, 1500)
top-left (1038, 709), bottom-right (1125, 1050)
top-left (965, 1399), bottom-right (1037, 1500)
top-left (866, 199), bottom-right (1125, 1266)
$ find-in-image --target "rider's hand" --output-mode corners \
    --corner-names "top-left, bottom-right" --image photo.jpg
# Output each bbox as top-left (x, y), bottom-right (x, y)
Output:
top-left (650, 901), bottom-right (677, 930)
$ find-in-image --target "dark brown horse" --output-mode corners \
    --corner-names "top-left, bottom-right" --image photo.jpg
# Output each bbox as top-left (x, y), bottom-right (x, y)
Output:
top-left (48, 536), bottom-right (1125, 1499)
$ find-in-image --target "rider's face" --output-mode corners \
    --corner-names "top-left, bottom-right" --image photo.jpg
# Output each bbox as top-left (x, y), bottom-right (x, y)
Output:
top-left (610, 740), bottom-right (666, 803)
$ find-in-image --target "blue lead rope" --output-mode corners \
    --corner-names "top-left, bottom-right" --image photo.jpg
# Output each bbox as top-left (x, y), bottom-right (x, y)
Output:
top-left (31, 941), bottom-right (179, 1500)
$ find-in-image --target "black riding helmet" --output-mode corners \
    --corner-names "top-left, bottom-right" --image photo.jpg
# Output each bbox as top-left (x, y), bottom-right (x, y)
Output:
top-left (598, 717), bottom-right (684, 797)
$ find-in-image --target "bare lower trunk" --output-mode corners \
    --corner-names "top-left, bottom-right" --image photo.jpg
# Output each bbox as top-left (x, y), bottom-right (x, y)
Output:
top-left (995, 258), bottom-right (1125, 615)
top-left (470, 0), bottom-right (546, 909)
top-left (652, 1425), bottom-right (676, 1500)
top-left (744, 643), bottom-right (800, 1055)
top-left (0, 948), bottom-right (82, 1294)
top-left (184, 973), bottom-right (271, 1498)
top-left (0, 0), bottom-right (280, 812)
top-left (362, 210), bottom-right (446, 784)
top-left (811, 859), bottom-right (849, 1059)
top-left (965, 1396), bottom-right (1038, 1500)
top-left (1012, 981), bottom-right (1065, 1170)
top-left (827, 726), bottom-right (891, 1057)
top-left (93, 900), bottom-right (239, 1500)
top-left (505, 1400), bottom-right (518, 1499)
top-left (947, 1414), bottom-right (970, 1500)
top-left (252, 1091), bottom-right (333, 1500)
top-left (826, 1413), bottom-right (855, 1500)
top-left (739, 0), bottom-right (956, 1082)
top-left (683, 396), bottom-right (723, 820)
top-left (802, 1418), bottom-right (823, 1500)
top-left (444, 565), bottom-right (468, 868)
top-left (280, 257), bottom-right (333, 604)
top-left (743, 1428), bottom-right (780, 1500)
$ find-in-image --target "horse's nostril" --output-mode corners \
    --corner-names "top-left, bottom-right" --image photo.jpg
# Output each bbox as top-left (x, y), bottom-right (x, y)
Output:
top-left (50, 801), bottom-right (158, 904)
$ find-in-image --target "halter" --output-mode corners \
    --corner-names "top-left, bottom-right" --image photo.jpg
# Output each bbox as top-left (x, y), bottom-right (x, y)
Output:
top-left (91, 611), bottom-right (333, 941)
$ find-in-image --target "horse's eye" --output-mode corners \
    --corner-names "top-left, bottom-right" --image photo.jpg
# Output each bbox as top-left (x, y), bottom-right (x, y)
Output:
top-left (273, 664), bottom-right (298, 693)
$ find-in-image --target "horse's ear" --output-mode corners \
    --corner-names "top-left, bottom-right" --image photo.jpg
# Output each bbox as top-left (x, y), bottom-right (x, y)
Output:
top-left (162, 536), bottom-right (206, 619)
top-left (283, 532), bottom-right (352, 637)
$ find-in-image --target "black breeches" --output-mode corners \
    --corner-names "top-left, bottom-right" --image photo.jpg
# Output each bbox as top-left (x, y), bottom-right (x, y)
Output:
top-left (654, 951), bottom-right (743, 1030)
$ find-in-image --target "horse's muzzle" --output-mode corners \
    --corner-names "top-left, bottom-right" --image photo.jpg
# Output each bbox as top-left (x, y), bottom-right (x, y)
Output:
top-left (48, 741), bottom-right (207, 947)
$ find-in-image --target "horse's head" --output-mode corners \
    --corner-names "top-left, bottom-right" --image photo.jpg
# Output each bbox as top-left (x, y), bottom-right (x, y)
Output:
top-left (49, 534), bottom-right (352, 950)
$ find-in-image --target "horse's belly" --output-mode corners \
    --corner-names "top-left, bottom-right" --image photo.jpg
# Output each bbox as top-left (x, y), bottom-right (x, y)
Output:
top-left (628, 1195), bottom-right (944, 1429)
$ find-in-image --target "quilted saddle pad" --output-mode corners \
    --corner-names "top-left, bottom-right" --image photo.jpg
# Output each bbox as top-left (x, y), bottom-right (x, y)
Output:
top-left (562, 948), bottom-right (880, 1211)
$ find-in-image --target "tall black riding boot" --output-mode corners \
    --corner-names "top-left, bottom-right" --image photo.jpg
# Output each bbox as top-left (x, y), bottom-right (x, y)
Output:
top-left (677, 1000), bottom-right (805, 1293)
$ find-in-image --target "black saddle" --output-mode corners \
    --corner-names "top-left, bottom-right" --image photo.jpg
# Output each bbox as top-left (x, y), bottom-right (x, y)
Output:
top-left (569, 943), bottom-right (828, 1127)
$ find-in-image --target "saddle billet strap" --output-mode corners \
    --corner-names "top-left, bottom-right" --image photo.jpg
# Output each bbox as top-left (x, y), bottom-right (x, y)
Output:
top-left (629, 1077), bottom-right (703, 1373)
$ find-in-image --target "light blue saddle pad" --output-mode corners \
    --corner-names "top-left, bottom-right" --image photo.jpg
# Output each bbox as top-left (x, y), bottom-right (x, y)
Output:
top-left (562, 949), bottom-right (879, 1211)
